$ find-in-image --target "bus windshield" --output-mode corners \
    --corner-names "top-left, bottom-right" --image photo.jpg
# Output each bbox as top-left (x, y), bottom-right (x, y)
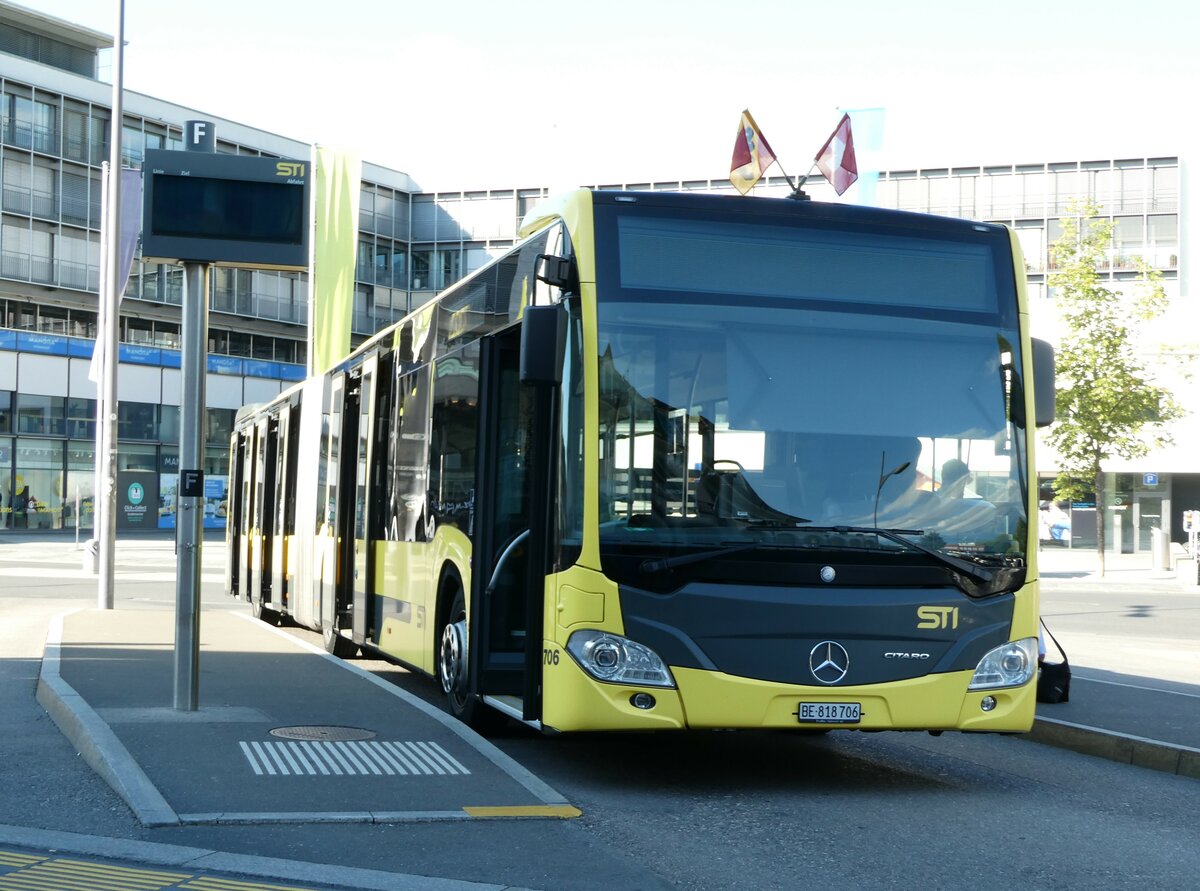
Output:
top-left (591, 203), bottom-right (1028, 582)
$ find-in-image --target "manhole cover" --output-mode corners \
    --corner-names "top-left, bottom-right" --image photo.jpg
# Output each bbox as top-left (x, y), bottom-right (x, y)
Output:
top-left (269, 725), bottom-right (376, 741)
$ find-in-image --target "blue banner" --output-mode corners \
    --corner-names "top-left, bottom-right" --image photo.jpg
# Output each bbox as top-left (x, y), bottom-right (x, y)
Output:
top-left (243, 359), bottom-right (281, 379)
top-left (16, 332), bottom-right (69, 355)
top-left (278, 363), bottom-right (306, 381)
top-left (67, 337), bottom-right (94, 358)
top-left (207, 354), bottom-right (243, 375)
top-left (0, 330), bottom-right (15, 351)
top-left (119, 344), bottom-right (162, 365)
top-left (161, 349), bottom-right (182, 368)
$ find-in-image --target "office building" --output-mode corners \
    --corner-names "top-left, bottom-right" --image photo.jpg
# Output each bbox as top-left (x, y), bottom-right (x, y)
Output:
top-left (1, 1), bottom-right (1193, 554)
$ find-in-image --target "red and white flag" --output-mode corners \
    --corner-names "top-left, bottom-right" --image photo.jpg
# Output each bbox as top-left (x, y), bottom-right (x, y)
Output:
top-left (730, 110), bottom-right (777, 195)
top-left (814, 113), bottom-right (858, 195)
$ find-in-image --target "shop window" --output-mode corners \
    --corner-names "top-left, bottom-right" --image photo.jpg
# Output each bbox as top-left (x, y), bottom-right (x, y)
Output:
top-left (12, 438), bottom-right (64, 530)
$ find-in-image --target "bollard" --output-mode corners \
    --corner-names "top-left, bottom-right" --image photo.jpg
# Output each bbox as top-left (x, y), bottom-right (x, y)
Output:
top-left (1150, 527), bottom-right (1171, 578)
top-left (82, 538), bottom-right (99, 572)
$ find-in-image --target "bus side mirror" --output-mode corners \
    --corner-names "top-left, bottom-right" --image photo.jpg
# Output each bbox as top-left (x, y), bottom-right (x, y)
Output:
top-left (536, 254), bottom-right (576, 292)
top-left (1032, 337), bottom-right (1056, 427)
top-left (520, 302), bottom-right (566, 386)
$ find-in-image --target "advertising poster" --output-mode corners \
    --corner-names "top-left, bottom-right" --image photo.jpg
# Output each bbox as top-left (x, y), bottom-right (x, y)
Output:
top-left (158, 473), bottom-right (229, 529)
top-left (117, 470), bottom-right (159, 530)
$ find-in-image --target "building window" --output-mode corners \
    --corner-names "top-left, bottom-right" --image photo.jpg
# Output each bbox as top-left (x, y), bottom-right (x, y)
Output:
top-left (411, 250), bottom-right (431, 290)
top-left (16, 395), bottom-right (66, 436)
top-left (2, 154), bottom-right (32, 215)
top-left (63, 104), bottom-right (89, 163)
top-left (13, 439), bottom-right (64, 529)
top-left (56, 227), bottom-right (93, 290)
top-left (30, 225), bottom-right (53, 283)
top-left (206, 409), bottom-right (235, 446)
top-left (158, 405), bottom-right (180, 444)
top-left (32, 98), bottom-right (58, 155)
top-left (118, 402), bottom-right (157, 441)
top-left (66, 398), bottom-right (95, 440)
top-left (3, 92), bottom-right (34, 149)
top-left (1147, 215), bottom-right (1178, 269)
top-left (89, 113), bottom-right (109, 166)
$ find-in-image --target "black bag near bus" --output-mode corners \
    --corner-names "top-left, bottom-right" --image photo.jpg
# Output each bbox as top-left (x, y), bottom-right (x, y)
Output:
top-left (1037, 619), bottom-right (1071, 704)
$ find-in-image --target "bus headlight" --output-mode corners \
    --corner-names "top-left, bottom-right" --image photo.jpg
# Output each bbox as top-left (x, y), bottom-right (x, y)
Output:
top-left (968, 638), bottom-right (1038, 690)
top-left (566, 630), bottom-right (676, 688)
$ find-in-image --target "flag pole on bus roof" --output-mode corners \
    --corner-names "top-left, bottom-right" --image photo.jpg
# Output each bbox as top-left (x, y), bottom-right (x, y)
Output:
top-left (805, 113), bottom-right (859, 198)
top-left (730, 110), bottom-right (799, 197)
top-left (778, 112), bottom-right (862, 201)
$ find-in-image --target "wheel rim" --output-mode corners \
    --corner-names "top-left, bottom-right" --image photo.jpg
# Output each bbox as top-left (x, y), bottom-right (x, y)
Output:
top-left (440, 618), bottom-right (468, 697)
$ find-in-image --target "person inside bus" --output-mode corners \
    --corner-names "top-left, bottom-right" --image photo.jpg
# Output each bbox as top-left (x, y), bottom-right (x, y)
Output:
top-left (931, 458), bottom-right (995, 535)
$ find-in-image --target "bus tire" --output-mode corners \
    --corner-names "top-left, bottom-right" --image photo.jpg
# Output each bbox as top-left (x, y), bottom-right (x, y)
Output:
top-left (251, 592), bottom-right (280, 626)
top-left (323, 615), bottom-right (359, 658)
top-left (439, 587), bottom-right (505, 731)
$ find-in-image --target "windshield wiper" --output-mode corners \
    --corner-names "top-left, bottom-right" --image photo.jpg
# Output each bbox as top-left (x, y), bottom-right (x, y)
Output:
top-left (800, 525), bottom-right (1024, 597)
top-left (640, 542), bottom-right (762, 574)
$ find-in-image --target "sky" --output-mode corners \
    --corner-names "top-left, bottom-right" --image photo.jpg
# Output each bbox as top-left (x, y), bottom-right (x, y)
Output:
top-left (18, 0), bottom-right (1200, 192)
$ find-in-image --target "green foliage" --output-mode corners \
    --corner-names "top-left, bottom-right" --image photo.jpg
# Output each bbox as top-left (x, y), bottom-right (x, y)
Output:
top-left (1047, 199), bottom-right (1182, 505)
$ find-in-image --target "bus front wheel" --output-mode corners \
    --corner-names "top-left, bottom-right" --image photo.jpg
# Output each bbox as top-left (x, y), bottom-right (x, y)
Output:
top-left (439, 588), bottom-right (504, 730)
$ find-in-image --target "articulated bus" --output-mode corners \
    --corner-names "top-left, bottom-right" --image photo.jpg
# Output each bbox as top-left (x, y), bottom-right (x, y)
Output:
top-left (228, 189), bottom-right (1056, 735)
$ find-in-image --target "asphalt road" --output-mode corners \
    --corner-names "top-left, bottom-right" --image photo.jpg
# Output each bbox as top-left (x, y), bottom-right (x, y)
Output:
top-left (1, 535), bottom-right (1198, 890)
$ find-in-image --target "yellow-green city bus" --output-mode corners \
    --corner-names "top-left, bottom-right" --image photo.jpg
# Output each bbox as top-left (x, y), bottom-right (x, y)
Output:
top-left (228, 189), bottom-right (1056, 735)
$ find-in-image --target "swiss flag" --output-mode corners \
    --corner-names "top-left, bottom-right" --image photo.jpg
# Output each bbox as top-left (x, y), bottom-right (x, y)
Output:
top-left (815, 114), bottom-right (858, 195)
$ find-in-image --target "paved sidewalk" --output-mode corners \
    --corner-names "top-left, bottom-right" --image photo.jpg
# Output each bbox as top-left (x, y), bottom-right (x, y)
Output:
top-left (1032, 546), bottom-right (1199, 776)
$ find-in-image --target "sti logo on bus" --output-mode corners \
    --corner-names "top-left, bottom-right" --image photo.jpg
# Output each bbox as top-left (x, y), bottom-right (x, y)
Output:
top-left (917, 606), bottom-right (959, 630)
top-left (276, 162), bottom-right (305, 178)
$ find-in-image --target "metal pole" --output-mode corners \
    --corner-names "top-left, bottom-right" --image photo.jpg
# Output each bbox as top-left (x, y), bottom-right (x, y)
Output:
top-left (98, 0), bottom-right (125, 608)
top-left (174, 261), bottom-right (208, 711)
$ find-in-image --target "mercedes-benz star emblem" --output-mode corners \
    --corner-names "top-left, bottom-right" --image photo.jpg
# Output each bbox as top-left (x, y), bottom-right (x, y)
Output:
top-left (809, 640), bottom-right (850, 684)
top-left (820, 565), bottom-right (837, 583)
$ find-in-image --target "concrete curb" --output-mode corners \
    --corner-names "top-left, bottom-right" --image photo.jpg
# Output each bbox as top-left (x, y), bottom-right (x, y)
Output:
top-left (35, 612), bottom-right (181, 827)
top-left (1027, 717), bottom-right (1200, 779)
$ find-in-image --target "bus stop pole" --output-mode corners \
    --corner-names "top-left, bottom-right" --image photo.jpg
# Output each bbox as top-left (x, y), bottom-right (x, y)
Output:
top-left (174, 260), bottom-right (208, 710)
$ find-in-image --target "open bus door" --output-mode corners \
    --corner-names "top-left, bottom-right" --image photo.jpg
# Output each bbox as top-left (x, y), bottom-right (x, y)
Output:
top-left (249, 414), bottom-right (277, 620)
top-left (470, 326), bottom-right (534, 720)
top-left (269, 404), bottom-right (290, 614)
top-left (236, 425), bottom-right (256, 603)
top-left (351, 354), bottom-right (378, 645)
top-left (469, 306), bottom-right (564, 726)
top-left (227, 430), bottom-right (245, 598)
top-left (321, 370), bottom-right (361, 657)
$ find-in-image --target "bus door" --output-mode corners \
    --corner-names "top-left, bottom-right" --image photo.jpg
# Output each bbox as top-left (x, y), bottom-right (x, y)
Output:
top-left (227, 431), bottom-right (245, 597)
top-left (472, 326), bottom-right (539, 718)
top-left (351, 354), bottom-right (378, 644)
top-left (250, 414), bottom-right (277, 614)
top-left (237, 425), bottom-right (257, 602)
top-left (269, 405), bottom-right (290, 611)
top-left (322, 370), bottom-right (360, 650)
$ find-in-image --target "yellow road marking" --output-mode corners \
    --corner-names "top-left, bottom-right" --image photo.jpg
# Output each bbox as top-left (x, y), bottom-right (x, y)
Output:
top-left (0, 852), bottom-right (42, 868)
top-left (0, 853), bottom-right (320, 891)
top-left (462, 804), bottom-right (582, 818)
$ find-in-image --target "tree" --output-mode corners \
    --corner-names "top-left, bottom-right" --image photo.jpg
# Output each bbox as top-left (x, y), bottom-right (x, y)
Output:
top-left (1046, 199), bottom-right (1182, 575)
